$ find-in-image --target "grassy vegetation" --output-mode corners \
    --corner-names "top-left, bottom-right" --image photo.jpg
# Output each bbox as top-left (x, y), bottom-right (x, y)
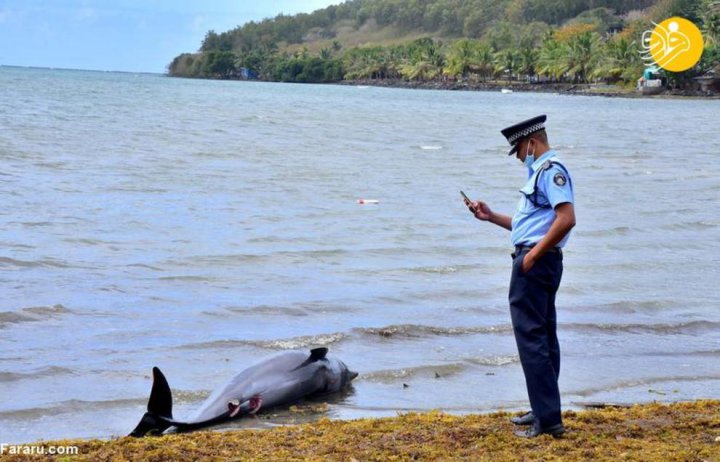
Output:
top-left (5, 400), bottom-right (719, 461)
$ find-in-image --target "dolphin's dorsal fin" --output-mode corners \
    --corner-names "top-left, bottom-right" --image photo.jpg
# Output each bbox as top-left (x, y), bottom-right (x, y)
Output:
top-left (292, 348), bottom-right (329, 371)
top-left (148, 367), bottom-right (173, 418)
top-left (310, 347), bottom-right (328, 360)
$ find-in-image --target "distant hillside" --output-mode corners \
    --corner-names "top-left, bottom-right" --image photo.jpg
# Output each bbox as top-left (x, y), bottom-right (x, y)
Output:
top-left (193, 0), bottom-right (657, 53)
top-left (167, 0), bottom-right (719, 90)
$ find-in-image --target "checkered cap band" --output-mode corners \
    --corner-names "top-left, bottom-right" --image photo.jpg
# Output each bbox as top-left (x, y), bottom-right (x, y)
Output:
top-left (508, 122), bottom-right (545, 144)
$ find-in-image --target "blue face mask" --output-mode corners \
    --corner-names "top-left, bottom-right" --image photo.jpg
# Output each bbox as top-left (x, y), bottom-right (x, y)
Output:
top-left (524, 141), bottom-right (536, 168)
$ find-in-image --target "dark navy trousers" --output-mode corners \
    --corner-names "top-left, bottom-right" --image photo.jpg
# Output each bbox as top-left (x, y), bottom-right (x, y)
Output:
top-left (509, 249), bottom-right (563, 428)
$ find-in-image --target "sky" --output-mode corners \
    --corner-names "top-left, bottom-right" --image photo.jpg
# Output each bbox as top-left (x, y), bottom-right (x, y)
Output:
top-left (0, 0), bottom-right (341, 73)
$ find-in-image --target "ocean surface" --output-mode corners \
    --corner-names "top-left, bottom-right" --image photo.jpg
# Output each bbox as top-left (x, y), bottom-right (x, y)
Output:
top-left (1, 66), bottom-right (718, 443)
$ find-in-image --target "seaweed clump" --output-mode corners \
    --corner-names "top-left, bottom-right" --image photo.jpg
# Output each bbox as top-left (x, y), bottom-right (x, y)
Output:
top-left (4, 400), bottom-right (719, 461)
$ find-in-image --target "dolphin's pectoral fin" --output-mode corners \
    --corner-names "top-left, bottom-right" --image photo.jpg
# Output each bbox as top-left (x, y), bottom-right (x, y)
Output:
top-left (226, 395), bottom-right (263, 418)
top-left (228, 399), bottom-right (241, 418)
top-left (249, 395), bottom-right (263, 414)
top-left (292, 347), bottom-right (329, 371)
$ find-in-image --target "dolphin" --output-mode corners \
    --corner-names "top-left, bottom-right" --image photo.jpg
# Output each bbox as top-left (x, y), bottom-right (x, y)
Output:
top-left (129, 347), bottom-right (358, 437)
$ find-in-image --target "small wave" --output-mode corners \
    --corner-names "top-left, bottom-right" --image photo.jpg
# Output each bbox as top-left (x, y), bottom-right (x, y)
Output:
top-left (464, 354), bottom-right (519, 367)
top-left (660, 221), bottom-right (718, 231)
top-left (638, 349), bottom-right (720, 358)
top-left (63, 237), bottom-right (115, 246)
top-left (362, 363), bottom-right (467, 383)
top-left (176, 333), bottom-right (348, 351)
top-left (105, 186), bottom-right (169, 193)
top-left (164, 249), bottom-right (350, 268)
top-left (19, 221), bottom-right (54, 227)
top-left (157, 275), bottom-right (215, 282)
top-left (126, 263), bottom-right (164, 271)
top-left (573, 300), bottom-right (676, 313)
top-left (582, 226), bottom-right (632, 237)
top-left (419, 145), bottom-right (443, 151)
top-left (406, 265), bottom-right (461, 274)
top-left (224, 305), bottom-right (309, 317)
top-left (568, 374), bottom-right (720, 398)
top-left (0, 257), bottom-right (71, 269)
top-left (248, 332), bottom-right (349, 350)
top-left (0, 304), bottom-right (72, 327)
top-left (0, 398), bottom-right (144, 420)
top-left (0, 366), bottom-right (75, 383)
top-left (355, 324), bottom-right (512, 339)
top-left (564, 320), bottom-right (720, 335)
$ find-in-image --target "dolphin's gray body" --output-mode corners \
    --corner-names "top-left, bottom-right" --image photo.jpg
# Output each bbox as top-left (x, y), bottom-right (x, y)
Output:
top-left (130, 348), bottom-right (357, 436)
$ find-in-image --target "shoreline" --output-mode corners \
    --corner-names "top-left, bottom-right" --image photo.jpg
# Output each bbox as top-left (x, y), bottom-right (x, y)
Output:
top-left (338, 78), bottom-right (720, 100)
top-left (4, 400), bottom-right (718, 461)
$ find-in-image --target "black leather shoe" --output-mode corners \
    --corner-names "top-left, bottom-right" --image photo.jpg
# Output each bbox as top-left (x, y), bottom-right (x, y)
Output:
top-left (514, 422), bottom-right (565, 438)
top-left (510, 411), bottom-right (534, 426)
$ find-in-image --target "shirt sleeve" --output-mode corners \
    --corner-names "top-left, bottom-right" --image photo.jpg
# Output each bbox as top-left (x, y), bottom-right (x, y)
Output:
top-left (541, 165), bottom-right (574, 209)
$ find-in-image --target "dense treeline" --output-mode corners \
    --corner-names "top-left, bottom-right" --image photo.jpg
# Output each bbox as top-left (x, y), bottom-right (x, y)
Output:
top-left (168, 0), bottom-right (720, 89)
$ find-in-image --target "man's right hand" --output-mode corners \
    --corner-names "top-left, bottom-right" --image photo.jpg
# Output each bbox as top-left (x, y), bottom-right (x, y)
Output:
top-left (465, 199), bottom-right (493, 221)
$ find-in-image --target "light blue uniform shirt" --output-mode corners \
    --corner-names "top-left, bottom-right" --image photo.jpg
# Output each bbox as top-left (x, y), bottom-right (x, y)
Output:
top-left (510, 150), bottom-right (574, 247)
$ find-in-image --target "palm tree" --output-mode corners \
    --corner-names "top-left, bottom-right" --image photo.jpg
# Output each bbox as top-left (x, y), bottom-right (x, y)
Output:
top-left (495, 49), bottom-right (521, 84)
top-left (597, 37), bottom-right (640, 83)
top-left (537, 39), bottom-right (568, 82)
top-left (476, 44), bottom-right (496, 82)
top-left (445, 39), bottom-right (478, 78)
top-left (401, 38), bottom-right (445, 81)
top-left (565, 32), bottom-right (603, 83)
top-left (518, 47), bottom-right (538, 80)
top-left (702, 1), bottom-right (720, 45)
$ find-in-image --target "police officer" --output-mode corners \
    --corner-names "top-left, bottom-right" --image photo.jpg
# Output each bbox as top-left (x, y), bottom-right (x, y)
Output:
top-left (464, 115), bottom-right (575, 438)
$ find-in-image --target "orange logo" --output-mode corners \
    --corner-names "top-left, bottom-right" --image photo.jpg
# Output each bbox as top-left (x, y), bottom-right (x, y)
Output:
top-left (641, 17), bottom-right (704, 72)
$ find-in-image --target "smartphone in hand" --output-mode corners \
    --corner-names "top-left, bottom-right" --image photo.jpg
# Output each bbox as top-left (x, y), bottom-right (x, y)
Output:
top-left (460, 190), bottom-right (472, 205)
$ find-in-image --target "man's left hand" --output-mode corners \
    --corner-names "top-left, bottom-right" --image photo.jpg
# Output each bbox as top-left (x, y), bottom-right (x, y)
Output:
top-left (521, 252), bottom-right (537, 273)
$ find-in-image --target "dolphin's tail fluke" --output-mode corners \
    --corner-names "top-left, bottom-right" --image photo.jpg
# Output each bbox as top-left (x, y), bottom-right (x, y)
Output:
top-left (129, 367), bottom-right (176, 437)
top-left (148, 367), bottom-right (173, 418)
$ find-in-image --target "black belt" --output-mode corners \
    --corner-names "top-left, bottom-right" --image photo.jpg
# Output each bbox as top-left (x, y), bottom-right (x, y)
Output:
top-left (513, 245), bottom-right (562, 258)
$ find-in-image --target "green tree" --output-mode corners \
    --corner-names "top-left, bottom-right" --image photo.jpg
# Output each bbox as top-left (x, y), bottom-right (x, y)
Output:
top-left (202, 51), bottom-right (237, 78)
top-left (495, 49), bottom-right (521, 83)
top-left (537, 38), bottom-right (569, 81)
top-left (476, 43), bottom-right (497, 81)
top-left (444, 39), bottom-right (479, 78)
top-left (518, 46), bottom-right (538, 78)
top-left (565, 31), bottom-right (604, 82)
top-left (596, 36), bottom-right (641, 83)
top-left (701, 0), bottom-right (720, 45)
